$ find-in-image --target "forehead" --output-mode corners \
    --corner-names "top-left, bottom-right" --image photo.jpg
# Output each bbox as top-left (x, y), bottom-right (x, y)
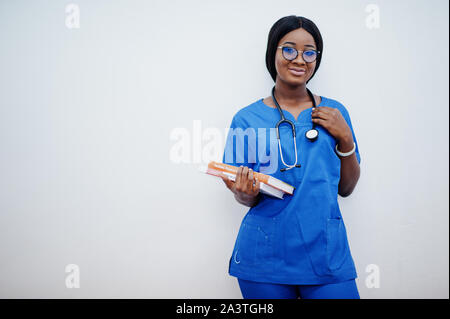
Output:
top-left (278, 28), bottom-right (316, 48)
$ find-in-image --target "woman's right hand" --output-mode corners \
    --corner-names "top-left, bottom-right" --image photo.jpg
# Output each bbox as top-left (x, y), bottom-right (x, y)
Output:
top-left (220, 165), bottom-right (260, 207)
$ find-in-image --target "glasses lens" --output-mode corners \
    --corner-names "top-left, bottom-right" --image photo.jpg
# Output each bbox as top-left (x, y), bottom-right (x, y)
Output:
top-left (282, 47), bottom-right (297, 60)
top-left (303, 50), bottom-right (317, 63)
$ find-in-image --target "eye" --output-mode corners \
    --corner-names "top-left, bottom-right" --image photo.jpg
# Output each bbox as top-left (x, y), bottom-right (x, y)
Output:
top-left (281, 47), bottom-right (297, 60)
top-left (284, 47), bottom-right (296, 54)
top-left (303, 50), bottom-right (318, 63)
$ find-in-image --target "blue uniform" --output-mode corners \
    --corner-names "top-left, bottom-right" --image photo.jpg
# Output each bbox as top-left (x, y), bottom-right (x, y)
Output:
top-left (222, 96), bottom-right (361, 285)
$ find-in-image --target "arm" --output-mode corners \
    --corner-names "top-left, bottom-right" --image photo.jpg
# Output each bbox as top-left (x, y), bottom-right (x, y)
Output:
top-left (311, 105), bottom-right (361, 197)
top-left (337, 134), bottom-right (361, 197)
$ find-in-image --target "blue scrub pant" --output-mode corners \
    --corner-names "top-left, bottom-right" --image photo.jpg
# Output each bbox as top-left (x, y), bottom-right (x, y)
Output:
top-left (237, 278), bottom-right (360, 299)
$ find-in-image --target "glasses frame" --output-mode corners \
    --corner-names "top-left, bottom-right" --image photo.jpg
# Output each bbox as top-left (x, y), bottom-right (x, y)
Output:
top-left (277, 46), bottom-right (321, 63)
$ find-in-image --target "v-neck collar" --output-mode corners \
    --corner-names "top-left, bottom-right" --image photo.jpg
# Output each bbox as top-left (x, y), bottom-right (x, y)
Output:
top-left (259, 96), bottom-right (325, 123)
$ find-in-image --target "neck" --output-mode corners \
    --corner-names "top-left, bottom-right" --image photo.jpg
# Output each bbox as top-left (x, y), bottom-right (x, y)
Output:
top-left (274, 80), bottom-right (310, 106)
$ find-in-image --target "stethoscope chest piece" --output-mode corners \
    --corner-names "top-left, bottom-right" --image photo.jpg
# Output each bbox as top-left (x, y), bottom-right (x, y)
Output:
top-left (305, 128), bottom-right (319, 141)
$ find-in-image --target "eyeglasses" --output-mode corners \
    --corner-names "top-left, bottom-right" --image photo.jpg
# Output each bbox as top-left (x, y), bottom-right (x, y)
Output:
top-left (277, 46), bottom-right (320, 63)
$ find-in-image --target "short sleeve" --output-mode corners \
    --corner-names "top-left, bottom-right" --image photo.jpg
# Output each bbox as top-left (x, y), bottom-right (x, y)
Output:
top-left (222, 114), bottom-right (256, 169)
top-left (340, 106), bottom-right (361, 164)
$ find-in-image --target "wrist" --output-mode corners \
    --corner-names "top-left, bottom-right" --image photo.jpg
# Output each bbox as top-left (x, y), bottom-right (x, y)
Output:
top-left (235, 192), bottom-right (259, 207)
top-left (337, 134), bottom-right (354, 153)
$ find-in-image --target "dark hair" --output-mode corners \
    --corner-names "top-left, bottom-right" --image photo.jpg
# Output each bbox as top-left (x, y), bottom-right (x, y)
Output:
top-left (265, 15), bottom-right (323, 84)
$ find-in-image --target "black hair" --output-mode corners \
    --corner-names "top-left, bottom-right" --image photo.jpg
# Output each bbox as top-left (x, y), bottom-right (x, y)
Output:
top-left (265, 15), bottom-right (323, 84)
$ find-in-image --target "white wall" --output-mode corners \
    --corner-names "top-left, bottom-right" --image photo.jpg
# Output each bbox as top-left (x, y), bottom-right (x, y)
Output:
top-left (0, 0), bottom-right (448, 298)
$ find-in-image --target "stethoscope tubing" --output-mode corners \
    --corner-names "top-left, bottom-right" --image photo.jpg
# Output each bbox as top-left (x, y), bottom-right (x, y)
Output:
top-left (271, 86), bottom-right (318, 171)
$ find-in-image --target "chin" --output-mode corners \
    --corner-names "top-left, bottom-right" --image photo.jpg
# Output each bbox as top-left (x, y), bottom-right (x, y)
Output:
top-left (282, 74), bottom-right (308, 86)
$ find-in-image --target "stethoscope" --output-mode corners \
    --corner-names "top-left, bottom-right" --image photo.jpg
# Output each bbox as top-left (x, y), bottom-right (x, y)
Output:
top-left (271, 86), bottom-right (319, 172)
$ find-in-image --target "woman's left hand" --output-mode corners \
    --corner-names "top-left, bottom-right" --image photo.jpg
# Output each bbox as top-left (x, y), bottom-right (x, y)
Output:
top-left (311, 106), bottom-right (352, 142)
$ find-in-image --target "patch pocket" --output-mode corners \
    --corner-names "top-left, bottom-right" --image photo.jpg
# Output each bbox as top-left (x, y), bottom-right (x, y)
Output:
top-left (234, 214), bottom-right (276, 266)
top-left (326, 217), bottom-right (349, 271)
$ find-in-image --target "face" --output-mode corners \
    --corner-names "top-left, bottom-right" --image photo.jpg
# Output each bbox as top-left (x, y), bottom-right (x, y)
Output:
top-left (275, 28), bottom-right (318, 85)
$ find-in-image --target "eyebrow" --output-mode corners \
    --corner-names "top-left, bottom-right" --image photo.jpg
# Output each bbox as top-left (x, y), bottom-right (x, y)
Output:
top-left (282, 41), bottom-right (316, 48)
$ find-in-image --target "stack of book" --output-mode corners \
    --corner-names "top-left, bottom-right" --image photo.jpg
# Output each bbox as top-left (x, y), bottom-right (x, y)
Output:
top-left (199, 161), bottom-right (294, 199)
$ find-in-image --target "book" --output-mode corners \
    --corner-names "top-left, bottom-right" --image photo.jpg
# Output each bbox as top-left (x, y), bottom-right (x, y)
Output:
top-left (206, 161), bottom-right (294, 195)
top-left (199, 166), bottom-right (285, 199)
top-left (199, 161), bottom-right (295, 199)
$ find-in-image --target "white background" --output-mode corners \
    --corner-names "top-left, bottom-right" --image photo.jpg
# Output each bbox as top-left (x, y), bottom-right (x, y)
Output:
top-left (0, 0), bottom-right (448, 298)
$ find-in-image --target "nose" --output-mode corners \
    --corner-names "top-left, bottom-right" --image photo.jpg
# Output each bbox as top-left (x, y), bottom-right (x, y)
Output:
top-left (291, 52), bottom-right (306, 65)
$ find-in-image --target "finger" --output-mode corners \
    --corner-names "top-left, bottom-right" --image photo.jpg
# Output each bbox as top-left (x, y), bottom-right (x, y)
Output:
top-left (252, 177), bottom-right (260, 194)
top-left (220, 172), bottom-right (234, 190)
top-left (235, 166), bottom-right (243, 190)
top-left (242, 166), bottom-right (249, 178)
top-left (312, 108), bottom-right (330, 120)
top-left (311, 117), bottom-right (326, 126)
top-left (241, 166), bottom-right (248, 185)
top-left (314, 106), bottom-right (340, 119)
top-left (247, 168), bottom-right (254, 191)
top-left (239, 166), bottom-right (249, 193)
top-left (313, 106), bottom-right (332, 113)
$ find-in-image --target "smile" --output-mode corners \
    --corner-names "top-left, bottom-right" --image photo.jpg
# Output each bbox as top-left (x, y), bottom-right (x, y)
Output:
top-left (288, 69), bottom-right (306, 76)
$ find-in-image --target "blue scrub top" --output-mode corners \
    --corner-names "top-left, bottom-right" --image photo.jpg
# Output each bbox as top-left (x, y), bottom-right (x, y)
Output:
top-left (222, 96), bottom-right (361, 285)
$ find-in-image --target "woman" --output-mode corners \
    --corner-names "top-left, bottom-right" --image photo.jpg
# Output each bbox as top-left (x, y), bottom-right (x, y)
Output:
top-left (220, 15), bottom-right (362, 299)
